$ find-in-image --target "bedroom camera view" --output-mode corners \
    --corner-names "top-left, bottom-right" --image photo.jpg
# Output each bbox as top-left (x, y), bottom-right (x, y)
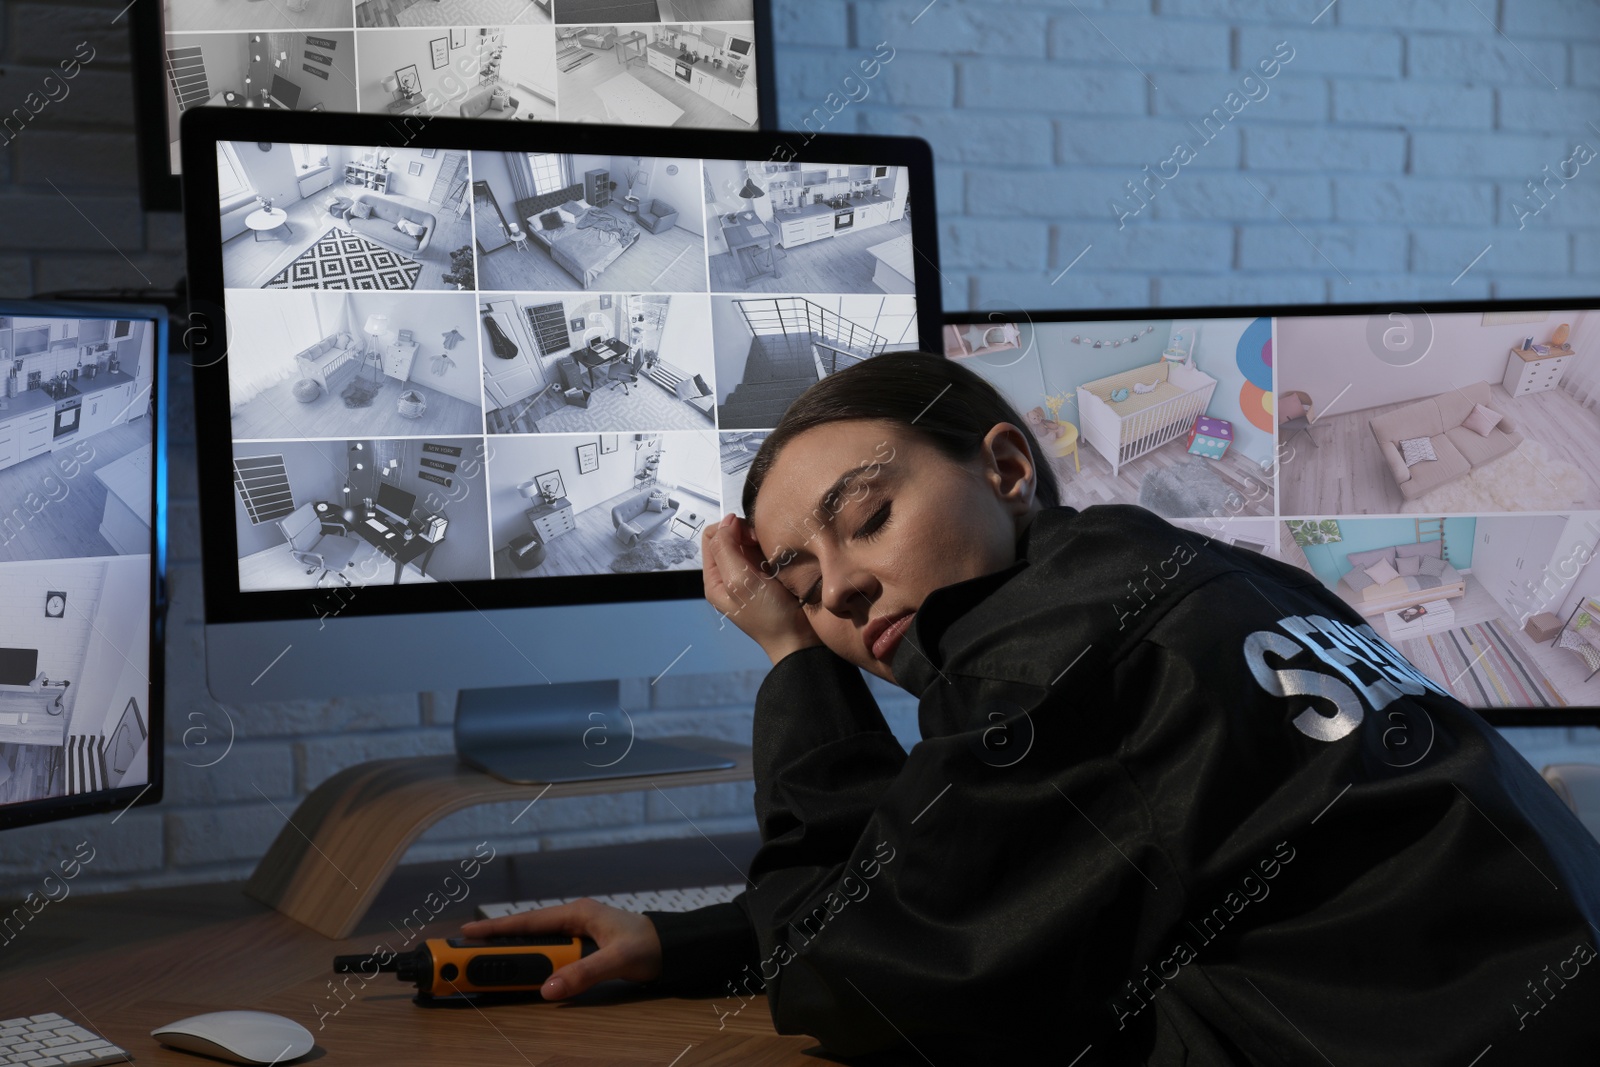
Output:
top-left (223, 142), bottom-right (918, 590)
top-left (0, 313), bottom-right (155, 809)
top-left (947, 308), bottom-right (1600, 714)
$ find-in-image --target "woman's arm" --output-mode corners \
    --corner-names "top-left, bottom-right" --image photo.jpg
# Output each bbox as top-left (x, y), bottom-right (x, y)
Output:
top-left (641, 644), bottom-right (910, 997)
top-left (727, 647), bottom-right (1185, 1061)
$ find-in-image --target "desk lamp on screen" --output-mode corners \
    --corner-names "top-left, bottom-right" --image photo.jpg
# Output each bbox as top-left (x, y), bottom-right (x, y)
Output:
top-left (180, 109), bottom-right (942, 784)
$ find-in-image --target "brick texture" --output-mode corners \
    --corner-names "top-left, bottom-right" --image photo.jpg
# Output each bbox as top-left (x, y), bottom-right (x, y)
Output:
top-left (0, 0), bottom-right (1596, 907)
top-left (786, 0), bottom-right (1600, 307)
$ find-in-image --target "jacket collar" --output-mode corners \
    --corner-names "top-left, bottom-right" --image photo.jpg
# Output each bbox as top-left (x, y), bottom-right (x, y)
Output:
top-left (889, 506), bottom-right (1080, 697)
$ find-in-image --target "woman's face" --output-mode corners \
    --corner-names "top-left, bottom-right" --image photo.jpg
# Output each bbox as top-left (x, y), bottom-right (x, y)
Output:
top-left (750, 418), bottom-right (1039, 686)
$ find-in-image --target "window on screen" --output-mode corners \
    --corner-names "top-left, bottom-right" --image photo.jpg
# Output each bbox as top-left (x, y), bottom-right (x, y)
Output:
top-left (528, 153), bottom-right (568, 196)
top-left (217, 142), bottom-right (252, 202)
top-left (291, 144), bottom-right (328, 172)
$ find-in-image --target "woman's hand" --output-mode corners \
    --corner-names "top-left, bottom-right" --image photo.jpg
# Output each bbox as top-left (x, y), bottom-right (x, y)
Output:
top-left (458, 900), bottom-right (662, 1001)
top-left (703, 512), bottom-right (824, 665)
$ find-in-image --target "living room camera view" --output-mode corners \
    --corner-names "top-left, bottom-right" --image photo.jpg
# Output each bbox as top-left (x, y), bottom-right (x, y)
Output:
top-left (486, 430), bottom-right (721, 578)
top-left (946, 306), bottom-right (1600, 717)
top-left (219, 142), bottom-right (474, 291)
top-left (355, 26), bottom-right (558, 122)
top-left (482, 292), bottom-right (715, 435)
top-left (225, 289), bottom-right (486, 442)
top-left (1277, 309), bottom-right (1600, 516)
top-left (472, 152), bottom-right (708, 292)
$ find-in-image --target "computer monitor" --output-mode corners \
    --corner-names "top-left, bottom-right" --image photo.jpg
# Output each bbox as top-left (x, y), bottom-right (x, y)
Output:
top-left (269, 74), bottom-right (302, 113)
top-left (181, 109), bottom-right (941, 781)
top-left (944, 300), bottom-right (1600, 727)
top-left (0, 300), bottom-right (168, 830)
top-left (376, 482), bottom-right (416, 523)
top-left (129, 0), bottom-right (779, 211)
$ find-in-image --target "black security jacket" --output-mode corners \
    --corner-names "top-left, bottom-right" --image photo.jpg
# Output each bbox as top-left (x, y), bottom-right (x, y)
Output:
top-left (642, 504), bottom-right (1600, 1065)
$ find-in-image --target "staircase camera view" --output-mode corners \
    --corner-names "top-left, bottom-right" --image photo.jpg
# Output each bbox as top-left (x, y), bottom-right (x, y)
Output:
top-left (220, 144), bottom-right (920, 590)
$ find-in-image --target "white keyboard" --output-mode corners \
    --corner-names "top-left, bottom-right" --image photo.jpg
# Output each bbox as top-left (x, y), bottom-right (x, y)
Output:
top-left (365, 518), bottom-right (387, 531)
top-left (476, 883), bottom-right (744, 920)
top-left (0, 711), bottom-right (23, 725)
top-left (0, 1013), bottom-right (130, 1066)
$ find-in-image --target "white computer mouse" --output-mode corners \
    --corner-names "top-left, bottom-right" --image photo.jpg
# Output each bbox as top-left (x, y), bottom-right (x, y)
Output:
top-left (151, 1010), bottom-right (314, 1065)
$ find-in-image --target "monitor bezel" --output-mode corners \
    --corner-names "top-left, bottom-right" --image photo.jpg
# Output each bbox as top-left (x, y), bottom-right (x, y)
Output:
top-left (181, 108), bottom-right (943, 628)
top-left (0, 299), bottom-right (168, 830)
top-left (129, 0), bottom-right (782, 212)
top-left (947, 297), bottom-right (1600, 729)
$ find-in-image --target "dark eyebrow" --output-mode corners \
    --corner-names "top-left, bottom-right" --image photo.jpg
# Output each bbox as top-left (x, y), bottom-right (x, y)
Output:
top-left (763, 462), bottom-right (884, 572)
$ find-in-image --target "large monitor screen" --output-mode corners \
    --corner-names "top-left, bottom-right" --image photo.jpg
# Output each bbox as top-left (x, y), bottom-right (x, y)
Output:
top-left (132, 0), bottom-right (776, 209)
top-left (944, 303), bottom-right (1600, 726)
top-left (182, 114), bottom-right (941, 638)
top-left (0, 303), bottom-right (165, 829)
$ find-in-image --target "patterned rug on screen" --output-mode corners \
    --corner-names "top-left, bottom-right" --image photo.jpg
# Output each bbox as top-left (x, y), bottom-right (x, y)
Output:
top-left (263, 228), bottom-right (422, 290)
top-left (1398, 617), bottom-right (1567, 708)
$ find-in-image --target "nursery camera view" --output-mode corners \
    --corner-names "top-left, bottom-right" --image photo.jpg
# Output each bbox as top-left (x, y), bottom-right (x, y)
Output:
top-left (948, 307), bottom-right (1600, 713)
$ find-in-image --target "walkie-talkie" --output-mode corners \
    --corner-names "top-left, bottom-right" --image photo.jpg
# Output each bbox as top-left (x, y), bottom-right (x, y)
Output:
top-left (334, 935), bottom-right (598, 1001)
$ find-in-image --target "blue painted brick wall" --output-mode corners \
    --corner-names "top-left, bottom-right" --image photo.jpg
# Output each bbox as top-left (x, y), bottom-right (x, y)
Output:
top-left (773, 0), bottom-right (1600, 310)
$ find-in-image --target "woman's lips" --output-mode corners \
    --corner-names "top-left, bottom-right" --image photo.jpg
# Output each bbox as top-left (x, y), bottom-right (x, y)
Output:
top-left (870, 612), bottom-right (916, 661)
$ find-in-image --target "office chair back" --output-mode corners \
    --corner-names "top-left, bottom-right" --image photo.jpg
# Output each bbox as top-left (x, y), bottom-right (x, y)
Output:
top-left (279, 503), bottom-right (321, 555)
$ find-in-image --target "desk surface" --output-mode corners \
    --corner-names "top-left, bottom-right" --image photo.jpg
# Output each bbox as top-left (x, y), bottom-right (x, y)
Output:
top-left (0, 832), bottom-right (844, 1065)
top-left (350, 512), bottom-right (435, 564)
top-left (719, 215), bottom-right (772, 249)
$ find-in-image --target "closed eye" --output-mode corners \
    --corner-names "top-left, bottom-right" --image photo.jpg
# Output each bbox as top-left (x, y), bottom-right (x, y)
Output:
top-left (798, 501), bottom-right (891, 607)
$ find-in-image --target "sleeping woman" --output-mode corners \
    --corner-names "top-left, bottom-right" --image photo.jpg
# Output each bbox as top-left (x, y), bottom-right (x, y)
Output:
top-left (461, 351), bottom-right (1600, 1064)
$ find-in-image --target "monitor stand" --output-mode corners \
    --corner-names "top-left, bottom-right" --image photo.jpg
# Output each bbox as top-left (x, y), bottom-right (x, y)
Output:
top-left (454, 680), bottom-right (736, 784)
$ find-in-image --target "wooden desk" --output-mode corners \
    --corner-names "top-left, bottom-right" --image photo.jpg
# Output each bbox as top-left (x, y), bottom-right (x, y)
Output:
top-left (573, 339), bottom-right (629, 390)
top-left (349, 512), bottom-right (441, 584)
top-left (0, 832), bottom-right (833, 1066)
top-left (0, 687), bottom-right (65, 746)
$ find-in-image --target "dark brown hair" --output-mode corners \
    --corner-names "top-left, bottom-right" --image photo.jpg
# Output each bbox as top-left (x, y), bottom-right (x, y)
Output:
top-left (742, 351), bottom-right (1063, 523)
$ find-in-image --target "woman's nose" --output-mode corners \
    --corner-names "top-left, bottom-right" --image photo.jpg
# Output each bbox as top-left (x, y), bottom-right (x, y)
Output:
top-left (822, 566), bottom-right (877, 617)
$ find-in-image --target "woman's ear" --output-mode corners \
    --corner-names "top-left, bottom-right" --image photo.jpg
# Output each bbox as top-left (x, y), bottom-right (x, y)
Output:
top-left (982, 422), bottom-right (1037, 514)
